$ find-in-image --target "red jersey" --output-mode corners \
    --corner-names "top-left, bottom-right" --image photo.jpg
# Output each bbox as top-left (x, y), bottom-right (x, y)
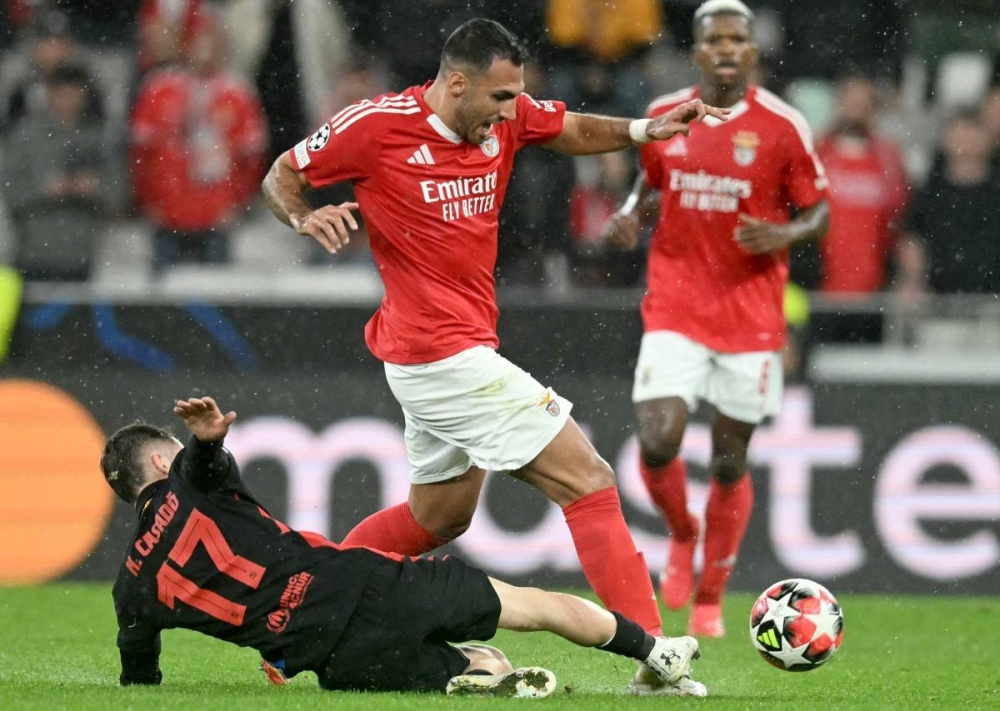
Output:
top-left (290, 85), bottom-right (566, 364)
top-left (131, 68), bottom-right (267, 232)
top-left (640, 86), bottom-right (828, 352)
top-left (816, 133), bottom-right (908, 294)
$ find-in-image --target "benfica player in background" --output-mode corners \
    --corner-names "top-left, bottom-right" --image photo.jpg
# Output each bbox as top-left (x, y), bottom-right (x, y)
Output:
top-left (103, 396), bottom-right (703, 697)
top-left (603, 0), bottom-right (830, 638)
top-left (263, 18), bottom-right (727, 695)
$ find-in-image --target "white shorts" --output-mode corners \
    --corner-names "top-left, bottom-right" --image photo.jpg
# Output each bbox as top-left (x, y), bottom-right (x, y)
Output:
top-left (632, 330), bottom-right (782, 424)
top-left (384, 346), bottom-right (573, 484)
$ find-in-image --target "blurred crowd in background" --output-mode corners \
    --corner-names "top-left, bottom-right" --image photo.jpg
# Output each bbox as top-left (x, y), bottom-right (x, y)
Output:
top-left (0, 1), bottom-right (998, 328)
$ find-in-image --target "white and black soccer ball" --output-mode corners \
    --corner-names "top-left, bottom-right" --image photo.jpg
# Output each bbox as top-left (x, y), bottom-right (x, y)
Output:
top-left (749, 578), bottom-right (844, 672)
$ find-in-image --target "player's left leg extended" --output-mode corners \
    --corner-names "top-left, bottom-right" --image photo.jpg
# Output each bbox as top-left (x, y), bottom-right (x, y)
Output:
top-left (691, 413), bottom-right (756, 638)
top-left (514, 418), bottom-right (662, 636)
top-left (446, 571), bottom-right (699, 698)
top-left (488, 578), bottom-right (704, 696)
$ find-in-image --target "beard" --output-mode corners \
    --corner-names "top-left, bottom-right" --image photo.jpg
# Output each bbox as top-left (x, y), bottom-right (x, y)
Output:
top-left (455, 103), bottom-right (495, 145)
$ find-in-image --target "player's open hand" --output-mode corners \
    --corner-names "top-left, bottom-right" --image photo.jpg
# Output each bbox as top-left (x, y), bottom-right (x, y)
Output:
top-left (734, 213), bottom-right (794, 254)
top-left (173, 397), bottom-right (237, 443)
top-left (602, 210), bottom-right (641, 251)
top-left (292, 201), bottom-right (359, 254)
top-left (647, 100), bottom-right (730, 141)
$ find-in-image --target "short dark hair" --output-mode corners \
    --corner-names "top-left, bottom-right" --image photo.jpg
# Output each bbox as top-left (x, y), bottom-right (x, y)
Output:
top-left (100, 423), bottom-right (176, 504)
top-left (440, 18), bottom-right (527, 75)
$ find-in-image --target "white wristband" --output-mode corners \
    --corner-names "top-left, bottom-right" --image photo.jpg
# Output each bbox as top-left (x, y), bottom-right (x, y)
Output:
top-left (620, 191), bottom-right (640, 216)
top-left (629, 119), bottom-right (652, 145)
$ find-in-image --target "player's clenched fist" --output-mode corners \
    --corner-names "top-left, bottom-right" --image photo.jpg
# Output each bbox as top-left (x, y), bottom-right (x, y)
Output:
top-left (602, 211), bottom-right (641, 251)
top-left (292, 201), bottom-right (360, 253)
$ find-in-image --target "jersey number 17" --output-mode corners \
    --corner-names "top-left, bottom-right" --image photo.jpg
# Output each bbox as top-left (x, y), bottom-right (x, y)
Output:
top-left (156, 509), bottom-right (266, 625)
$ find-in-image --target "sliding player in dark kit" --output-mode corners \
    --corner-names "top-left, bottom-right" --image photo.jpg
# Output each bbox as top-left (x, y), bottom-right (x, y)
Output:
top-left (103, 396), bottom-right (705, 697)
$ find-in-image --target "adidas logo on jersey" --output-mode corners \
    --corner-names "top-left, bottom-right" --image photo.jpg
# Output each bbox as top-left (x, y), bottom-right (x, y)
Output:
top-left (407, 144), bottom-right (436, 165)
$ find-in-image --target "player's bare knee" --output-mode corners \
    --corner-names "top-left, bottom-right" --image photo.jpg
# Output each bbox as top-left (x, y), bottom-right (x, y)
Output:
top-left (710, 455), bottom-right (746, 485)
top-left (579, 454), bottom-right (615, 495)
top-left (550, 458), bottom-right (616, 505)
top-left (426, 513), bottom-right (473, 541)
top-left (638, 427), bottom-right (683, 468)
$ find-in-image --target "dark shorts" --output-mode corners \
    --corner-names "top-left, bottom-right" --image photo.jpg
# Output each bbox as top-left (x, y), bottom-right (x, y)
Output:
top-left (317, 555), bottom-right (501, 693)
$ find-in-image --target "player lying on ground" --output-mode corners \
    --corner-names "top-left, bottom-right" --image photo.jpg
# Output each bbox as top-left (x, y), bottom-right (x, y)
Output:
top-left (100, 396), bottom-right (706, 698)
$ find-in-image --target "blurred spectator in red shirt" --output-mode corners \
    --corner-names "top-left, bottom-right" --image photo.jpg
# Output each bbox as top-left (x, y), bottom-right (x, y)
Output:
top-left (130, 8), bottom-right (267, 274)
top-left (137, 0), bottom-right (204, 75)
top-left (815, 75), bottom-right (909, 295)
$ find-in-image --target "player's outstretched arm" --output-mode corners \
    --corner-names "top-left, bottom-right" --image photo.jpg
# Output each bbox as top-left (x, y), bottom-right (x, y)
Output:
top-left (544, 100), bottom-right (730, 156)
top-left (173, 396), bottom-right (236, 443)
top-left (174, 397), bottom-right (242, 491)
top-left (262, 153), bottom-right (360, 254)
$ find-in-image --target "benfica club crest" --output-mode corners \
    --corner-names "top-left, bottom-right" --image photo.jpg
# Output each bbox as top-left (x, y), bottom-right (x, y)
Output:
top-left (732, 130), bottom-right (760, 167)
top-left (481, 135), bottom-right (500, 157)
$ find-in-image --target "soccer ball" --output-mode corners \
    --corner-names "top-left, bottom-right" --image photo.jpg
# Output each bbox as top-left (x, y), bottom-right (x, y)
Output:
top-left (749, 578), bottom-right (844, 672)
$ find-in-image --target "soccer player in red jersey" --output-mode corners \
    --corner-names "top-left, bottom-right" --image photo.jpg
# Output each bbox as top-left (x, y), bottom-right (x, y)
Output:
top-left (603, 0), bottom-right (830, 638)
top-left (103, 396), bottom-right (704, 697)
top-left (263, 18), bottom-right (727, 694)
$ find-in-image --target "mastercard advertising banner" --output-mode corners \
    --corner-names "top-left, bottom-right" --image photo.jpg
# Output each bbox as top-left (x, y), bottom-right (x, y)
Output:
top-left (1, 370), bottom-right (997, 594)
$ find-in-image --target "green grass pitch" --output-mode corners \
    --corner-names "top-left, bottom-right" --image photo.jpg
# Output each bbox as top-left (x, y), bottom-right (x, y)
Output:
top-left (1, 584), bottom-right (997, 709)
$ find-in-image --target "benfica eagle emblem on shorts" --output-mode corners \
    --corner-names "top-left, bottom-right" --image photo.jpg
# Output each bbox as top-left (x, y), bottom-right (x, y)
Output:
top-left (481, 135), bottom-right (500, 157)
top-left (307, 124), bottom-right (331, 151)
top-left (539, 390), bottom-right (560, 417)
top-left (732, 130), bottom-right (760, 166)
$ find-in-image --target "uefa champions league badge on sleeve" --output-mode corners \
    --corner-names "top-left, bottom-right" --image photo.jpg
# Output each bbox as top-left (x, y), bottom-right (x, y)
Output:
top-left (307, 124), bottom-right (331, 152)
top-left (481, 135), bottom-right (500, 157)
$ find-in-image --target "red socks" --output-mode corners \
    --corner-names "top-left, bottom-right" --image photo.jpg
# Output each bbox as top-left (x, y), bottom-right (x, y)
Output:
top-left (640, 458), bottom-right (697, 540)
top-left (563, 486), bottom-right (662, 635)
top-left (340, 502), bottom-right (449, 555)
top-left (695, 475), bottom-right (753, 605)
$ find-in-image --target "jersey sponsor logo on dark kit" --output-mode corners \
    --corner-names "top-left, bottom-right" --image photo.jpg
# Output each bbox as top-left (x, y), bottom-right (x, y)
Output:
top-left (267, 572), bottom-right (315, 633)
